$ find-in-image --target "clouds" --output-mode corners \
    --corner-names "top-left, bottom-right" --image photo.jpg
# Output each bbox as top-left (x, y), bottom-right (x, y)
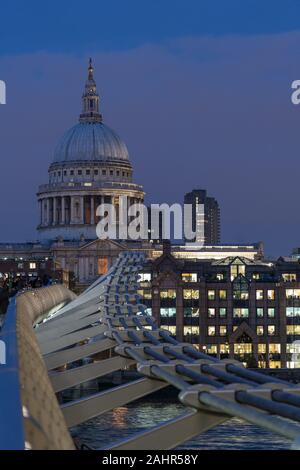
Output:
top-left (0, 33), bottom-right (299, 254)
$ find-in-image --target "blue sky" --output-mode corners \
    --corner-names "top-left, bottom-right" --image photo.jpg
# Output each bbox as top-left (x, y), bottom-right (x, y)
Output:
top-left (1, 0), bottom-right (300, 55)
top-left (1, 1), bottom-right (300, 256)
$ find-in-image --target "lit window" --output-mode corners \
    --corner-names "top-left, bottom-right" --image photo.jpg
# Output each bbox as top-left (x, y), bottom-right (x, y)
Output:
top-left (234, 343), bottom-right (252, 354)
top-left (269, 344), bottom-right (281, 354)
top-left (160, 325), bottom-right (176, 335)
top-left (268, 325), bottom-right (276, 336)
top-left (139, 273), bottom-right (151, 283)
top-left (256, 290), bottom-right (264, 300)
top-left (233, 308), bottom-right (249, 318)
top-left (182, 273), bottom-right (197, 282)
top-left (137, 289), bottom-right (152, 300)
top-left (256, 326), bottom-right (264, 336)
top-left (256, 308), bottom-right (264, 318)
top-left (29, 262), bottom-right (36, 270)
top-left (233, 275), bottom-right (249, 299)
top-left (287, 325), bottom-right (300, 335)
top-left (230, 259), bottom-right (246, 281)
top-left (286, 289), bottom-right (300, 299)
top-left (219, 290), bottom-right (227, 300)
top-left (216, 273), bottom-right (224, 280)
top-left (160, 289), bottom-right (176, 299)
top-left (183, 326), bottom-right (199, 337)
top-left (184, 308), bottom-right (199, 317)
top-left (286, 307), bottom-right (300, 317)
top-left (220, 344), bottom-right (230, 354)
top-left (258, 344), bottom-right (266, 353)
top-left (183, 289), bottom-right (199, 300)
top-left (220, 326), bottom-right (227, 336)
top-left (206, 344), bottom-right (217, 355)
top-left (219, 307), bottom-right (227, 318)
top-left (208, 308), bottom-right (215, 318)
top-left (252, 273), bottom-right (260, 280)
top-left (267, 290), bottom-right (275, 300)
top-left (207, 290), bottom-right (215, 300)
top-left (208, 326), bottom-right (216, 336)
top-left (282, 273), bottom-right (297, 282)
top-left (160, 308), bottom-right (176, 317)
top-left (267, 308), bottom-right (275, 318)
top-left (97, 257), bottom-right (108, 274)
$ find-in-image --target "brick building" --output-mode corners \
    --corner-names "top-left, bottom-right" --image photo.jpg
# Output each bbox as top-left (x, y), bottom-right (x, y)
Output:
top-left (138, 243), bottom-right (300, 368)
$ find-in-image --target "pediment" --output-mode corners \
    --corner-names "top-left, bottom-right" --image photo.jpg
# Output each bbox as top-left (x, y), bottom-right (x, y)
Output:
top-left (79, 238), bottom-right (126, 252)
top-left (229, 322), bottom-right (258, 343)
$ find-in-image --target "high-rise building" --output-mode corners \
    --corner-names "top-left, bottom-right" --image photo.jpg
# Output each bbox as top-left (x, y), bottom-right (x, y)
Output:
top-left (184, 189), bottom-right (220, 245)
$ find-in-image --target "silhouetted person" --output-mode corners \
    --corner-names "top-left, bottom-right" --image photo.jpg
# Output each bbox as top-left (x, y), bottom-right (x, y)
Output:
top-left (0, 279), bottom-right (9, 327)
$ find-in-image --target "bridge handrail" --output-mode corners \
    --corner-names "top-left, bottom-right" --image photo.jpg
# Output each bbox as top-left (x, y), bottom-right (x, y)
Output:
top-left (0, 297), bottom-right (24, 450)
top-left (0, 286), bottom-right (76, 450)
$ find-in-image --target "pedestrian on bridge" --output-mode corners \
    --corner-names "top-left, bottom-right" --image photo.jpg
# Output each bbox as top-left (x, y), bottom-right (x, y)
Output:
top-left (0, 279), bottom-right (9, 328)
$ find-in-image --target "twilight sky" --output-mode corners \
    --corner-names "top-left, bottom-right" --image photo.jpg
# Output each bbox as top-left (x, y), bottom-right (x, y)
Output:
top-left (1, 0), bottom-right (300, 257)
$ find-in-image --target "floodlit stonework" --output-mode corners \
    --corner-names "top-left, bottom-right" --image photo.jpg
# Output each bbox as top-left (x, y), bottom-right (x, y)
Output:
top-left (37, 59), bottom-right (144, 242)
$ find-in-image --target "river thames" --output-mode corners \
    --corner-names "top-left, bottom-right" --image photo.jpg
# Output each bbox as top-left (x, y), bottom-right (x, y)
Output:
top-left (71, 395), bottom-right (293, 450)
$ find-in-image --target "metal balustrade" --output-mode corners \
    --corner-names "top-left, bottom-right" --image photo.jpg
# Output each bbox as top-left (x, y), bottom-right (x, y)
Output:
top-left (1, 252), bottom-right (300, 449)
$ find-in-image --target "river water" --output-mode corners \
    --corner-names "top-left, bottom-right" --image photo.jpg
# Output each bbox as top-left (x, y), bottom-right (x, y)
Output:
top-left (71, 394), bottom-right (294, 450)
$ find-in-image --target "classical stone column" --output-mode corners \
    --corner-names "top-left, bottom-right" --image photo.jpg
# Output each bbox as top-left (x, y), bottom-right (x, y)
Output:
top-left (53, 197), bottom-right (57, 225)
top-left (90, 196), bottom-right (95, 224)
top-left (61, 196), bottom-right (65, 224)
top-left (38, 200), bottom-right (42, 226)
top-left (70, 196), bottom-right (75, 224)
top-left (80, 196), bottom-right (84, 224)
top-left (46, 198), bottom-right (50, 226)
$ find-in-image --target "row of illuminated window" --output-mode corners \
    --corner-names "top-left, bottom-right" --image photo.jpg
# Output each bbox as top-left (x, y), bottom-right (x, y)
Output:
top-left (141, 274), bottom-right (299, 288)
top-left (160, 289), bottom-right (276, 300)
top-left (141, 285), bottom-right (300, 303)
top-left (52, 168), bottom-right (131, 178)
top-left (160, 307), bottom-right (277, 318)
top-left (207, 325), bottom-right (276, 336)
top-left (191, 289), bottom-right (276, 301)
top-left (204, 343), bottom-right (281, 354)
top-left (183, 272), bottom-right (298, 283)
top-left (256, 325), bottom-right (276, 336)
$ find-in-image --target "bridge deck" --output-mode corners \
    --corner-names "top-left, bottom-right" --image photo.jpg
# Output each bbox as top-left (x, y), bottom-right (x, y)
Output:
top-left (1, 252), bottom-right (300, 450)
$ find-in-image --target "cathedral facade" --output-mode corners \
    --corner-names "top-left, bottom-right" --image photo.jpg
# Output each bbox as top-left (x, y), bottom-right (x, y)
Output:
top-left (37, 59), bottom-right (144, 241)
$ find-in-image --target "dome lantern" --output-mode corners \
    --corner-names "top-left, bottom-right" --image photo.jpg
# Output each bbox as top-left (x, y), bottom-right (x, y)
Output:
top-left (79, 58), bottom-right (102, 123)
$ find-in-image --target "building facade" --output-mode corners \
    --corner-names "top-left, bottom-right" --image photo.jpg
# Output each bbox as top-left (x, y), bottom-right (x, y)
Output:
top-left (138, 244), bottom-right (300, 368)
top-left (184, 189), bottom-right (220, 245)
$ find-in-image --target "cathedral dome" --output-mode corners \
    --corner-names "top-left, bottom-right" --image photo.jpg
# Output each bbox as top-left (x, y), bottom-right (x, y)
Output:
top-left (53, 58), bottom-right (129, 164)
top-left (53, 122), bottom-right (129, 163)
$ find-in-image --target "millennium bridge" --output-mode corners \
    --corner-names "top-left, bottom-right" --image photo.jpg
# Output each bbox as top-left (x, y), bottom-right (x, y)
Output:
top-left (1, 251), bottom-right (300, 450)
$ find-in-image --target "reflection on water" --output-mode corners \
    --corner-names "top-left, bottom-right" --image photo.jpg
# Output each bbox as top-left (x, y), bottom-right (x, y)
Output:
top-left (72, 398), bottom-right (293, 450)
